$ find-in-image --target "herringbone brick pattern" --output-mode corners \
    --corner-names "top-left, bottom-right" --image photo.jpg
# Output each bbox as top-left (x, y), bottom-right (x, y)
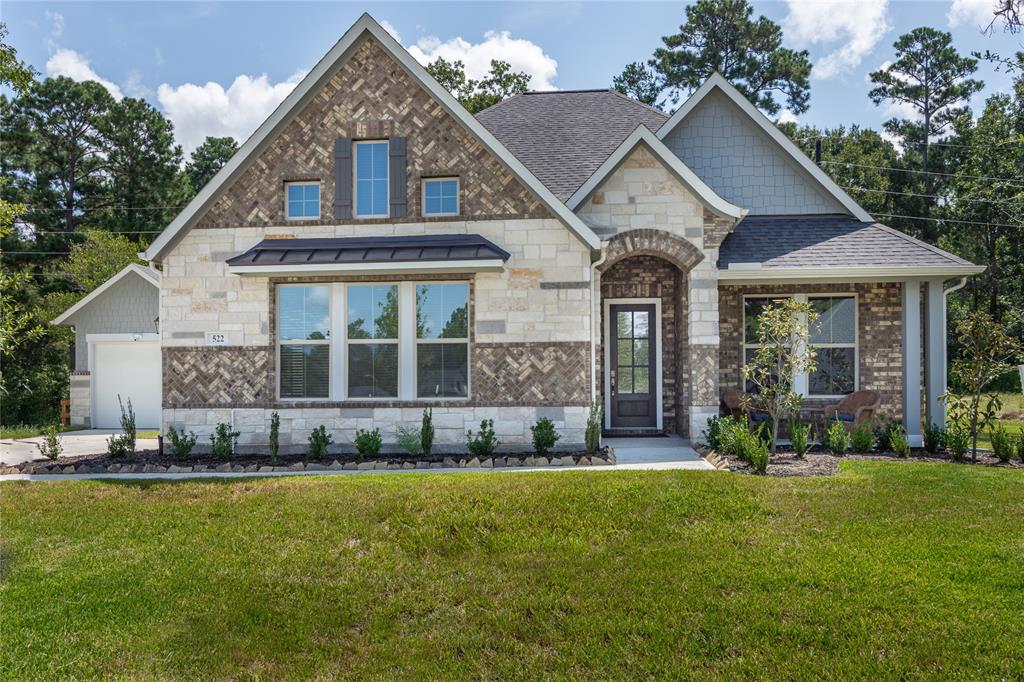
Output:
top-left (472, 342), bottom-right (590, 406)
top-left (196, 36), bottom-right (550, 229)
top-left (689, 345), bottom-right (719, 406)
top-left (164, 347), bottom-right (273, 408)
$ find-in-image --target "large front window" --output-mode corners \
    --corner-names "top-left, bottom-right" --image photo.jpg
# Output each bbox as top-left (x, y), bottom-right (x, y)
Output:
top-left (276, 281), bottom-right (469, 400)
top-left (355, 141), bottom-right (389, 217)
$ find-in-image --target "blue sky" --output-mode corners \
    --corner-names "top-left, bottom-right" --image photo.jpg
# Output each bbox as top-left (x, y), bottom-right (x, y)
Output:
top-left (5, 1), bottom-right (1022, 155)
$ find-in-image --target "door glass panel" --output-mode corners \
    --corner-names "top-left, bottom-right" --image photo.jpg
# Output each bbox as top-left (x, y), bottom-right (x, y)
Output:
top-left (616, 342), bottom-right (632, 367)
top-left (633, 311), bottom-right (649, 338)
top-left (634, 367), bottom-right (650, 393)
top-left (616, 311), bottom-right (632, 338)
top-left (633, 339), bottom-right (649, 367)
top-left (618, 369), bottom-right (633, 394)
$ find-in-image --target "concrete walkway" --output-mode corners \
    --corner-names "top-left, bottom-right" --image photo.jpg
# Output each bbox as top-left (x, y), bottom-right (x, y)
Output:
top-left (604, 434), bottom-right (714, 470)
top-left (0, 430), bottom-right (160, 466)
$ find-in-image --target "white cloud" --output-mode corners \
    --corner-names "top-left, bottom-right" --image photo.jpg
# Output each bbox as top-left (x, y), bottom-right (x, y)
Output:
top-left (778, 109), bottom-right (799, 124)
top-left (156, 70), bottom-right (306, 156)
top-left (406, 30), bottom-right (558, 90)
top-left (784, 0), bottom-right (891, 79)
top-left (947, 0), bottom-right (996, 28)
top-left (378, 19), bottom-right (401, 43)
top-left (46, 48), bottom-right (124, 100)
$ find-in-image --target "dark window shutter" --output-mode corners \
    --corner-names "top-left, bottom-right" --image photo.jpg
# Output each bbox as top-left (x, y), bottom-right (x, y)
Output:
top-left (334, 138), bottom-right (352, 219)
top-left (388, 136), bottom-right (407, 218)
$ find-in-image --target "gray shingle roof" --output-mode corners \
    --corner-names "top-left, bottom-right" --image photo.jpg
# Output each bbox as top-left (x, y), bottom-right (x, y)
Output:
top-left (476, 90), bottom-right (669, 201)
top-left (226, 235), bottom-right (510, 267)
top-left (718, 215), bottom-right (974, 269)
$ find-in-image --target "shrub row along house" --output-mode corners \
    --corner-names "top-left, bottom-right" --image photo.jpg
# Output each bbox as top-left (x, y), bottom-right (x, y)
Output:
top-left (57, 14), bottom-right (983, 451)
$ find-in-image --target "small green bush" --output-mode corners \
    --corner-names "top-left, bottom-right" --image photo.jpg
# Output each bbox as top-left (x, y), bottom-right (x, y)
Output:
top-left (107, 395), bottom-right (137, 459)
top-left (531, 417), bottom-right (560, 456)
top-left (717, 417), bottom-right (752, 460)
top-left (703, 415), bottom-right (730, 451)
top-left (850, 421), bottom-right (875, 454)
top-left (466, 419), bottom-right (499, 457)
top-left (747, 438), bottom-right (769, 475)
top-left (585, 401), bottom-right (602, 453)
top-left (826, 419), bottom-right (850, 456)
top-left (989, 424), bottom-right (1013, 463)
top-left (946, 425), bottom-right (970, 462)
top-left (307, 425), bottom-right (333, 460)
top-left (789, 419), bottom-right (811, 458)
top-left (36, 423), bottom-right (63, 460)
top-left (923, 422), bottom-right (945, 454)
top-left (210, 423), bottom-right (240, 460)
top-left (354, 427), bottom-right (382, 459)
top-left (395, 424), bottom-right (423, 456)
top-left (890, 426), bottom-right (910, 458)
top-left (268, 411), bottom-right (280, 464)
top-left (873, 414), bottom-right (899, 452)
top-left (420, 408), bottom-right (434, 456)
top-left (166, 425), bottom-right (198, 460)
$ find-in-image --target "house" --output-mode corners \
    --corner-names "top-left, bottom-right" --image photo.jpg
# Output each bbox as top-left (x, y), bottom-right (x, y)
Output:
top-left (141, 14), bottom-right (982, 452)
top-left (52, 263), bottom-right (162, 429)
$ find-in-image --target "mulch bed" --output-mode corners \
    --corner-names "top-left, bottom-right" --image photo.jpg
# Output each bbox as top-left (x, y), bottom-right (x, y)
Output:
top-left (3, 446), bottom-right (616, 475)
top-left (710, 446), bottom-right (1024, 477)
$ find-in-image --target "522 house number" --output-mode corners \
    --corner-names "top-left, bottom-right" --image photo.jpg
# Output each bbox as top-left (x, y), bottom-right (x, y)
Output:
top-left (205, 332), bottom-right (229, 346)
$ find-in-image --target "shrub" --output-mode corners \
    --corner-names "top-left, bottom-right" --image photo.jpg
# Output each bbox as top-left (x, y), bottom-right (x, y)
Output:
top-left (890, 426), bottom-right (910, 458)
top-left (268, 411), bottom-right (280, 464)
top-left (210, 422), bottom-right (240, 460)
top-left (946, 425), bottom-right (970, 462)
top-left (703, 415), bottom-right (730, 451)
top-left (850, 421), bottom-right (875, 454)
top-left (990, 424), bottom-right (1013, 463)
top-left (826, 419), bottom-right (850, 455)
top-left (789, 419), bottom-right (811, 458)
top-left (531, 417), bottom-right (560, 456)
top-left (873, 414), bottom-right (898, 452)
top-left (354, 427), bottom-right (382, 459)
top-left (420, 408), bottom-right (434, 456)
top-left (747, 438), bottom-right (769, 475)
top-left (306, 425), bottom-right (333, 460)
top-left (923, 422), bottom-right (945, 454)
top-left (395, 424), bottom-right (423, 456)
top-left (466, 419), bottom-right (499, 457)
top-left (36, 423), bottom-right (63, 460)
top-left (1017, 430), bottom-right (1024, 464)
top-left (107, 395), bottom-right (137, 459)
top-left (585, 401), bottom-right (602, 453)
top-left (166, 425), bottom-right (198, 460)
top-left (717, 417), bottom-right (753, 460)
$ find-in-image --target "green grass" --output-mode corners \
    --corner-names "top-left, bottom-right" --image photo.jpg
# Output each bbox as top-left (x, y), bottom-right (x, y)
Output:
top-left (136, 429), bottom-right (160, 439)
top-left (0, 424), bottom-right (86, 440)
top-left (2, 462), bottom-right (1022, 679)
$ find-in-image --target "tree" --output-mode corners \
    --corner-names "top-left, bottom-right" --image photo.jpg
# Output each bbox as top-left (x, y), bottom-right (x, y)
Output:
top-left (990, 0), bottom-right (1022, 32)
top-left (612, 62), bottom-right (663, 106)
top-left (741, 298), bottom-right (818, 454)
top-left (0, 22), bottom-right (35, 94)
top-left (186, 136), bottom-right (238, 194)
top-left (426, 57), bottom-right (531, 113)
top-left (647, 0), bottom-right (812, 114)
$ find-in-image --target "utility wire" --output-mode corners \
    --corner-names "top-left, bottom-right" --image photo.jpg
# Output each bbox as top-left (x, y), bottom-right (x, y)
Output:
top-left (821, 160), bottom-right (1024, 186)
top-left (841, 185), bottom-right (1024, 204)
top-left (872, 213), bottom-right (1022, 229)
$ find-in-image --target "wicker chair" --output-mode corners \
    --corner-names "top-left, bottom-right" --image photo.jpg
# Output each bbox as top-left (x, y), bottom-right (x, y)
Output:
top-left (822, 390), bottom-right (881, 430)
top-left (721, 388), bottom-right (771, 424)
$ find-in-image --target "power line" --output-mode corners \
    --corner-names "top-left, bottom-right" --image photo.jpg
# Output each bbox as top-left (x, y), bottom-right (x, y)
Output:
top-left (822, 160), bottom-right (1024, 186)
top-left (842, 185), bottom-right (1024, 205)
top-left (21, 206), bottom-right (185, 212)
top-left (791, 133), bottom-right (1024, 151)
top-left (872, 213), bottom-right (1023, 229)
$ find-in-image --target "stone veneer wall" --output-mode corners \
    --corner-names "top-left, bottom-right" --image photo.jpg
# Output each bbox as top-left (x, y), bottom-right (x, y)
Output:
top-left (718, 282), bottom-right (904, 419)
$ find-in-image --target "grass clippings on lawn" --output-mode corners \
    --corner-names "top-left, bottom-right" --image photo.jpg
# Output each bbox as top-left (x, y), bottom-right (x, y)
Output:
top-left (2, 462), bottom-right (1023, 679)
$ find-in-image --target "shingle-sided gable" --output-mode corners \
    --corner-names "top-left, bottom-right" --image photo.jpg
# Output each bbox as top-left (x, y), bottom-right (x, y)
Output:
top-left (196, 36), bottom-right (552, 229)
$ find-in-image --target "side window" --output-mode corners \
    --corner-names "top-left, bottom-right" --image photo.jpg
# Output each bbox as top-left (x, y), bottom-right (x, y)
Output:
top-left (346, 284), bottom-right (399, 398)
top-left (285, 182), bottom-right (320, 220)
top-left (415, 283), bottom-right (469, 397)
top-left (422, 178), bottom-right (459, 216)
top-left (354, 141), bottom-right (389, 217)
top-left (278, 286), bottom-right (330, 398)
top-left (808, 296), bottom-right (857, 396)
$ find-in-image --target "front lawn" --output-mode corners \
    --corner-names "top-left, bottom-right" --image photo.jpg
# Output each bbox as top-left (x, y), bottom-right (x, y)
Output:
top-left (2, 463), bottom-right (1022, 678)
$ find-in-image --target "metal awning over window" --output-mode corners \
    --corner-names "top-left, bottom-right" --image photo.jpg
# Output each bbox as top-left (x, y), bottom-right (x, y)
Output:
top-left (225, 234), bottom-right (511, 276)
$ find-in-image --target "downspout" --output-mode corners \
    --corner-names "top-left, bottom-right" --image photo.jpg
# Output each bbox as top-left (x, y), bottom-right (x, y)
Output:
top-left (590, 247), bottom-right (608, 429)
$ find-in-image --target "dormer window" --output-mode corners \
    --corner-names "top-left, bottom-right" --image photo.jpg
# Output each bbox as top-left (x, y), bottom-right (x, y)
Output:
top-left (354, 140), bottom-right (389, 217)
top-left (285, 182), bottom-right (320, 220)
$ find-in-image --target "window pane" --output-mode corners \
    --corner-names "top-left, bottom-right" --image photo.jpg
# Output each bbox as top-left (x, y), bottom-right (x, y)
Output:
top-left (616, 311), bottom-right (632, 338)
top-left (618, 368), bottom-right (633, 394)
top-left (633, 311), bottom-right (649, 338)
top-left (634, 367), bottom-right (650, 394)
top-left (633, 339), bottom-right (649, 367)
top-left (616, 341), bottom-right (632, 368)
top-left (809, 347), bottom-right (856, 396)
top-left (425, 181), bottom-right (441, 199)
top-left (416, 283), bottom-right (468, 339)
top-left (278, 286), bottom-right (329, 341)
top-left (416, 343), bottom-right (468, 398)
top-left (744, 297), bottom-right (788, 343)
top-left (279, 345), bottom-right (329, 398)
top-left (423, 179), bottom-right (458, 215)
top-left (425, 196), bottom-right (441, 214)
top-left (347, 285), bottom-right (398, 339)
top-left (355, 142), bottom-right (388, 216)
top-left (348, 343), bottom-right (398, 398)
top-left (287, 185), bottom-right (303, 202)
top-left (440, 194), bottom-right (457, 214)
top-left (810, 296), bottom-right (855, 344)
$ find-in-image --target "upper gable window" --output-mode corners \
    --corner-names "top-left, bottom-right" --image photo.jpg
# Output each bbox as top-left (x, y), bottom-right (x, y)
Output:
top-left (354, 141), bottom-right (389, 217)
top-left (285, 182), bottom-right (320, 220)
top-left (422, 178), bottom-right (459, 217)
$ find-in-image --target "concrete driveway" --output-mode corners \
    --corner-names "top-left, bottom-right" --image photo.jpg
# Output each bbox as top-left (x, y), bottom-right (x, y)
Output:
top-left (0, 430), bottom-right (159, 465)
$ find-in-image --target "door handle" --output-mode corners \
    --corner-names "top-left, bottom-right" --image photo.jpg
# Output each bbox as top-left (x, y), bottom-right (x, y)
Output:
top-left (610, 369), bottom-right (616, 395)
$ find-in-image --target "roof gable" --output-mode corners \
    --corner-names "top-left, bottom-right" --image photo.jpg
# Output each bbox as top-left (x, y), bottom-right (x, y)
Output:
top-left (657, 74), bottom-right (872, 222)
top-left (144, 14), bottom-right (599, 261)
top-left (52, 264), bottom-right (160, 326)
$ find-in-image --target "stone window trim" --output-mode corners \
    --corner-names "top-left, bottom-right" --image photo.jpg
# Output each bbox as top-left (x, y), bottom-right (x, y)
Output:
top-left (269, 274), bottom-right (475, 405)
top-left (741, 292), bottom-right (860, 400)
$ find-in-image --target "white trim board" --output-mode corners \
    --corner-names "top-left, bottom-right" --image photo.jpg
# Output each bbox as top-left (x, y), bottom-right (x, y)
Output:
top-left (656, 72), bottom-right (873, 223)
top-left (567, 125), bottom-right (746, 220)
top-left (51, 264), bottom-right (160, 326)
top-left (602, 297), bottom-right (664, 431)
top-left (144, 13), bottom-right (601, 263)
top-left (718, 264), bottom-right (985, 284)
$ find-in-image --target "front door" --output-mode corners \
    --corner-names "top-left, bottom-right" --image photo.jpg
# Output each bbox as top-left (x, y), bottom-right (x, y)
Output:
top-left (609, 303), bottom-right (657, 429)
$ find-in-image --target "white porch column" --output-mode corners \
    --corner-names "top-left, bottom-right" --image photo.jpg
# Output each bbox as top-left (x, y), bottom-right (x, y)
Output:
top-left (925, 279), bottom-right (947, 427)
top-left (902, 280), bottom-right (923, 447)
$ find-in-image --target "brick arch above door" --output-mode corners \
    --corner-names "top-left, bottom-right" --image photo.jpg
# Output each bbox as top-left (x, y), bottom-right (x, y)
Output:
top-left (597, 229), bottom-right (705, 275)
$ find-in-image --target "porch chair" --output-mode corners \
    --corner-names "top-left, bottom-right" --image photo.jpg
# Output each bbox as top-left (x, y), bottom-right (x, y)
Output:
top-left (721, 388), bottom-right (771, 424)
top-left (822, 390), bottom-right (881, 430)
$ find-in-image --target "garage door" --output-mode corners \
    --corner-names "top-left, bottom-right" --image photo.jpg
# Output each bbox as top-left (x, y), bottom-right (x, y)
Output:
top-left (92, 340), bottom-right (161, 429)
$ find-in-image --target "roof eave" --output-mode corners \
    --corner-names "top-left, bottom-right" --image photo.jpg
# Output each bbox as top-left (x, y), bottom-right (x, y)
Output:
top-left (51, 264), bottom-right (160, 326)
top-left (718, 264), bottom-right (986, 284)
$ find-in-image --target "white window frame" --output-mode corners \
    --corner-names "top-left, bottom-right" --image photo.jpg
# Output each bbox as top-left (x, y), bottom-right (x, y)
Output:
top-left (741, 293), bottom-right (859, 400)
top-left (413, 281), bottom-right (470, 399)
top-left (353, 140), bottom-right (390, 219)
top-left (344, 282), bottom-right (401, 400)
top-left (284, 181), bottom-right (321, 221)
top-left (421, 177), bottom-right (460, 217)
top-left (276, 283), bottom-right (332, 401)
